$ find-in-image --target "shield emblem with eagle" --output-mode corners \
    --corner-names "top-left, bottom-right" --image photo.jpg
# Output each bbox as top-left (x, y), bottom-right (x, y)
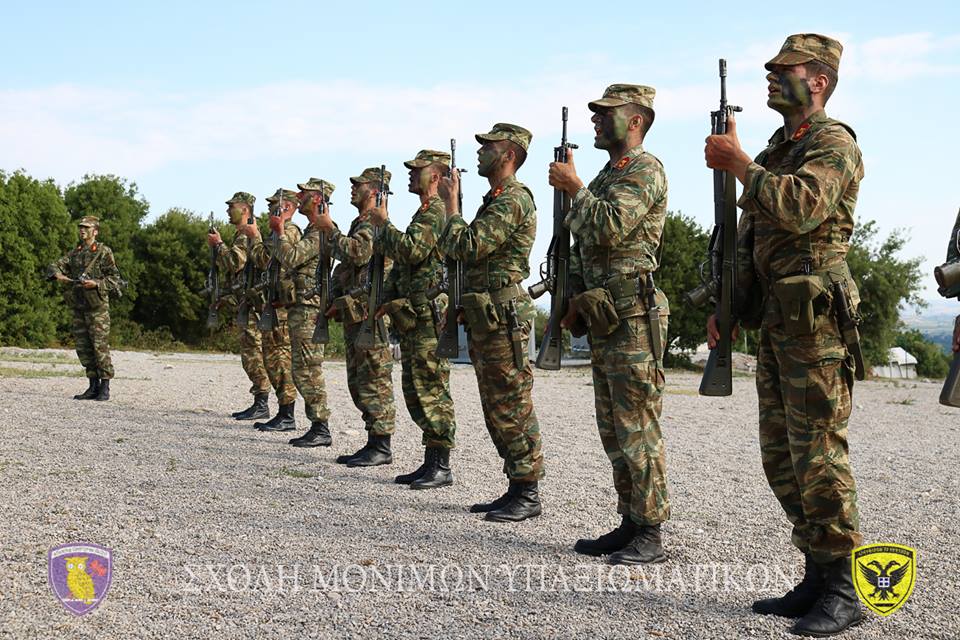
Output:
top-left (852, 543), bottom-right (917, 617)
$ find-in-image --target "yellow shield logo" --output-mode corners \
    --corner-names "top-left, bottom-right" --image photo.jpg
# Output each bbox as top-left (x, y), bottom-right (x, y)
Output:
top-left (852, 543), bottom-right (917, 616)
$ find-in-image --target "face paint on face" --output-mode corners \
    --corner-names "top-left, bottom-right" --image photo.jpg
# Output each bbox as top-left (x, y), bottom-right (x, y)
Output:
top-left (407, 168), bottom-right (420, 194)
top-left (766, 68), bottom-right (812, 113)
top-left (227, 203), bottom-right (245, 225)
top-left (476, 142), bottom-right (503, 178)
top-left (299, 192), bottom-right (318, 217)
top-left (78, 226), bottom-right (95, 244)
top-left (592, 106), bottom-right (631, 150)
top-left (350, 183), bottom-right (366, 209)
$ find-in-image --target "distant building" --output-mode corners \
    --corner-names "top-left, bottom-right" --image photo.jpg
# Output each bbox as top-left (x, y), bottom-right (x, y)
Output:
top-left (872, 347), bottom-right (918, 379)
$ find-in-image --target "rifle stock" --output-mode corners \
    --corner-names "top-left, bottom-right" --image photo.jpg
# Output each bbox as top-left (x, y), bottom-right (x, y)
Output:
top-left (257, 201), bottom-right (283, 332)
top-left (203, 213), bottom-right (220, 330)
top-left (310, 182), bottom-right (333, 344)
top-left (436, 138), bottom-right (464, 359)
top-left (356, 166), bottom-right (391, 350)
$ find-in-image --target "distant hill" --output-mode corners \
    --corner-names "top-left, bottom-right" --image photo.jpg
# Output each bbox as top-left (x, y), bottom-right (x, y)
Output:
top-left (902, 298), bottom-right (958, 353)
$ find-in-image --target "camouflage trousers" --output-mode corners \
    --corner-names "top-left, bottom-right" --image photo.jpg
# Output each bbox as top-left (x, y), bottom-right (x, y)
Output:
top-left (467, 322), bottom-right (543, 481)
top-left (757, 321), bottom-right (862, 563)
top-left (345, 322), bottom-right (396, 435)
top-left (238, 308), bottom-right (271, 396)
top-left (588, 315), bottom-right (670, 526)
top-left (72, 306), bottom-right (114, 380)
top-left (288, 304), bottom-right (329, 423)
top-left (398, 305), bottom-right (456, 449)
top-left (261, 306), bottom-right (297, 406)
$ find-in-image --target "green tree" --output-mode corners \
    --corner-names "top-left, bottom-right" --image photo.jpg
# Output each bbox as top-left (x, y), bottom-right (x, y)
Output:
top-left (657, 211), bottom-right (712, 364)
top-left (0, 171), bottom-right (74, 345)
top-left (847, 221), bottom-right (924, 368)
top-left (64, 174), bottom-right (150, 340)
top-left (895, 329), bottom-right (950, 379)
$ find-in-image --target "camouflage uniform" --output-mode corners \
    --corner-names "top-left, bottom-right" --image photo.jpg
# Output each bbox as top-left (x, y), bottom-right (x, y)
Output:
top-left (738, 49), bottom-right (865, 564)
top-left (948, 209), bottom-right (960, 263)
top-left (216, 226), bottom-right (271, 398)
top-left (567, 86), bottom-right (671, 528)
top-left (378, 151), bottom-right (456, 450)
top-left (329, 168), bottom-right (396, 436)
top-left (440, 127), bottom-right (543, 483)
top-left (50, 218), bottom-right (121, 381)
top-left (249, 198), bottom-right (297, 407)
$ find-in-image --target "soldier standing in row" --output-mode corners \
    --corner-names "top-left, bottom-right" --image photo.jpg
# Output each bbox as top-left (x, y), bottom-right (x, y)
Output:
top-left (48, 216), bottom-right (122, 401)
top-left (705, 34), bottom-right (864, 636)
top-left (320, 167), bottom-right (397, 466)
top-left (278, 179), bottom-right (334, 448)
top-left (367, 150), bottom-right (457, 490)
top-left (438, 124), bottom-right (544, 522)
top-left (241, 190), bottom-right (299, 432)
top-left (207, 192), bottom-right (272, 421)
top-left (549, 85), bottom-right (671, 564)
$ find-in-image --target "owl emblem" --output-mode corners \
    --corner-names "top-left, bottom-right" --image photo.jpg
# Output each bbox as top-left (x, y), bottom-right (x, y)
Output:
top-left (65, 556), bottom-right (96, 604)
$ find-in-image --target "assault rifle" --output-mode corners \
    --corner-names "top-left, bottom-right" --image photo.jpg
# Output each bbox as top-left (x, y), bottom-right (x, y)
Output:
top-left (528, 106), bottom-right (577, 370)
top-left (235, 207), bottom-right (257, 328)
top-left (200, 213), bottom-right (221, 329)
top-left (305, 182), bottom-right (333, 344)
top-left (355, 166), bottom-right (391, 350)
top-left (257, 199), bottom-right (283, 331)
top-left (685, 59), bottom-right (742, 396)
top-left (434, 138), bottom-right (465, 358)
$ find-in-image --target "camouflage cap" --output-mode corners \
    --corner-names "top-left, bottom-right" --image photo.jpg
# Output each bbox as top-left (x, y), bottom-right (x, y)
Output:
top-left (403, 149), bottom-right (451, 170)
top-left (225, 191), bottom-right (255, 206)
top-left (475, 123), bottom-right (533, 151)
top-left (265, 188), bottom-right (299, 204)
top-left (77, 216), bottom-right (99, 228)
top-left (588, 84), bottom-right (656, 112)
top-left (349, 167), bottom-right (392, 190)
top-left (296, 178), bottom-right (335, 200)
top-left (765, 33), bottom-right (843, 72)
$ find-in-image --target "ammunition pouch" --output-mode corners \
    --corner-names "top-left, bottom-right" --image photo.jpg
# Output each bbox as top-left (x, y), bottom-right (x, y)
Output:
top-left (78, 286), bottom-right (107, 311)
top-left (460, 292), bottom-right (501, 338)
top-left (571, 287), bottom-right (620, 339)
top-left (771, 274), bottom-right (827, 336)
top-left (293, 274), bottom-right (317, 304)
top-left (604, 273), bottom-right (645, 319)
top-left (381, 298), bottom-right (418, 334)
top-left (330, 294), bottom-right (365, 325)
top-left (278, 279), bottom-right (296, 306)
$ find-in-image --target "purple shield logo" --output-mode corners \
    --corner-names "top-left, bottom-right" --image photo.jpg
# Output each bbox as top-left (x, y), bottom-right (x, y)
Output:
top-left (48, 542), bottom-right (113, 615)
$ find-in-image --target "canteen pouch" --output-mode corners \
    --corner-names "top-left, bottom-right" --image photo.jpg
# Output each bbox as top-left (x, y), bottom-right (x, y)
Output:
top-left (381, 298), bottom-right (418, 334)
top-left (330, 294), bottom-right (365, 325)
top-left (772, 274), bottom-right (827, 336)
top-left (460, 291), bottom-right (500, 338)
top-left (572, 287), bottom-right (620, 339)
top-left (80, 286), bottom-right (107, 310)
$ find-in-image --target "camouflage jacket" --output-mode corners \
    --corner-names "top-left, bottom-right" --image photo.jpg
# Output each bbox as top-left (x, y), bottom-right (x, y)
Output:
top-left (565, 143), bottom-right (668, 293)
top-left (50, 242), bottom-right (122, 310)
top-left (948, 209), bottom-right (960, 263)
top-left (249, 220), bottom-right (300, 304)
top-left (737, 109), bottom-right (864, 283)
top-left (378, 195), bottom-right (445, 304)
top-left (276, 221), bottom-right (324, 307)
top-left (327, 216), bottom-right (395, 299)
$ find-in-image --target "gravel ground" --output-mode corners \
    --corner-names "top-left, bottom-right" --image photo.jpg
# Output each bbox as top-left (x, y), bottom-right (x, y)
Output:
top-left (1, 347), bottom-right (957, 639)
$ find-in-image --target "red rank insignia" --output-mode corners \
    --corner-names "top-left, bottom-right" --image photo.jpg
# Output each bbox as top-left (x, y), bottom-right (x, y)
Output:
top-left (492, 186), bottom-right (504, 198)
top-left (791, 123), bottom-right (811, 141)
top-left (615, 156), bottom-right (632, 170)
top-left (91, 244), bottom-right (98, 252)
top-left (419, 202), bottom-right (429, 212)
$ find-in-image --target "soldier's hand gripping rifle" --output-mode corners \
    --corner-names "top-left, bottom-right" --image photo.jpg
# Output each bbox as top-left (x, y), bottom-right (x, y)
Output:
top-left (307, 182), bottom-right (333, 344)
top-left (528, 106), bottom-right (577, 370)
top-left (257, 200), bottom-right (283, 331)
top-left (435, 138), bottom-right (465, 358)
top-left (685, 59), bottom-right (742, 396)
top-left (355, 166), bottom-right (391, 350)
top-left (235, 208), bottom-right (257, 328)
top-left (200, 213), bottom-right (221, 330)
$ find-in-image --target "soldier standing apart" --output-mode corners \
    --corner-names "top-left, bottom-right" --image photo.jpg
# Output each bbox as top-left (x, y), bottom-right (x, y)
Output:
top-left (366, 150), bottom-right (457, 490)
top-left (949, 210), bottom-right (960, 354)
top-left (240, 190), bottom-right (299, 432)
top-left (207, 192), bottom-right (272, 421)
top-left (48, 216), bottom-right (122, 401)
top-left (277, 179), bottom-right (335, 448)
top-left (549, 85), bottom-right (671, 564)
top-left (438, 124), bottom-right (544, 522)
top-left (705, 34), bottom-right (864, 636)
top-left (319, 167), bottom-right (397, 465)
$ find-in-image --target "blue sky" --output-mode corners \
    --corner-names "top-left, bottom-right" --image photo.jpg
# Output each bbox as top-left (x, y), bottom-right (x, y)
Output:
top-left (2, 1), bottom-right (957, 301)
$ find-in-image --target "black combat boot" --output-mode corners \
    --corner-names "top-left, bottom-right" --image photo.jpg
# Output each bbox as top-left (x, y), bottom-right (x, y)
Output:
top-left (288, 421), bottom-right (331, 447)
top-left (485, 481), bottom-right (541, 522)
top-left (791, 557), bottom-right (863, 637)
top-left (94, 379), bottom-right (110, 401)
top-left (233, 393), bottom-right (269, 420)
top-left (607, 523), bottom-right (667, 565)
top-left (394, 447), bottom-right (432, 484)
top-left (347, 434), bottom-right (392, 467)
top-left (335, 435), bottom-right (369, 464)
top-left (410, 447), bottom-right (453, 490)
top-left (256, 402), bottom-right (297, 432)
top-left (74, 378), bottom-right (99, 400)
top-left (753, 553), bottom-right (824, 618)
top-left (470, 482), bottom-right (514, 513)
top-left (574, 514), bottom-right (636, 557)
